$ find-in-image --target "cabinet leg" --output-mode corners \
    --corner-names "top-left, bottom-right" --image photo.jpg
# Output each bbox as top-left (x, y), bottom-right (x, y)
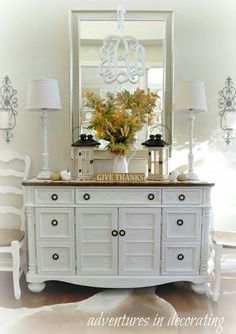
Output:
top-left (191, 283), bottom-right (209, 295)
top-left (28, 282), bottom-right (46, 293)
top-left (211, 244), bottom-right (222, 302)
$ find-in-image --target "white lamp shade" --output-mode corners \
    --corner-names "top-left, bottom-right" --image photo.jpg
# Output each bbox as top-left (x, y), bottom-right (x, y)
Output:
top-left (26, 78), bottom-right (61, 111)
top-left (175, 80), bottom-right (207, 113)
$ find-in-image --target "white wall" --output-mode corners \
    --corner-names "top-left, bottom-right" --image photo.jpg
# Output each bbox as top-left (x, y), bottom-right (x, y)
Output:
top-left (0, 0), bottom-right (236, 229)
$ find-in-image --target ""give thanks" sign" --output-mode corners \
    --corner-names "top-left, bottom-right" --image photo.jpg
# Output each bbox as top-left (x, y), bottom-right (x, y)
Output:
top-left (96, 173), bottom-right (145, 182)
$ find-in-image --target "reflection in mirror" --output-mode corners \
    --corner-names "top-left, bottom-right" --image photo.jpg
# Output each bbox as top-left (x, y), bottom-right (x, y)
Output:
top-left (70, 10), bottom-right (173, 153)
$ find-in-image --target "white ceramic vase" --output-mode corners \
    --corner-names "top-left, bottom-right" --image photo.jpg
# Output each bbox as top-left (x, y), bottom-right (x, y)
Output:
top-left (112, 154), bottom-right (128, 173)
top-left (112, 147), bottom-right (137, 173)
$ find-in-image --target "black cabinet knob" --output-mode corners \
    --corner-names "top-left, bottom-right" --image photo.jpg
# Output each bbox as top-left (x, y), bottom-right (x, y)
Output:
top-left (119, 230), bottom-right (126, 237)
top-left (83, 193), bottom-right (90, 200)
top-left (111, 230), bottom-right (118, 237)
top-left (178, 194), bottom-right (185, 201)
top-left (177, 219), bottom-right (184, 226)
top-left (51, 194), bottom-right (58, 201)
top-left (52, 253), bottom-right (59, 260)
top-left (148, 193), bottom-right (155, 200)
top-left (177, 254), bottom-right (184, 261)
top-left (51, 219), bottom-right (58, 227)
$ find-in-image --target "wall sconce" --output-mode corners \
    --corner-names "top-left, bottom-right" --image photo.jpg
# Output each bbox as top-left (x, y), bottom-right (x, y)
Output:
top-left (0, 76), bottom-right (18, 143)
top-left (219, 76), bottom-right (236, 144)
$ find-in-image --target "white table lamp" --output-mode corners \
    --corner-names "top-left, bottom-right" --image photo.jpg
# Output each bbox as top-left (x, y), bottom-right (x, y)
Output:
top-left (26, 79), bottom-right (61, 179)
top-left (175, 80), bottom-right (207, 180)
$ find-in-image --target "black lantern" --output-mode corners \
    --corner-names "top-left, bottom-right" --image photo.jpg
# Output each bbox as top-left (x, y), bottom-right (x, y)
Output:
top-left (72, 134), bottom-right (100, 179)
top-left (142, 134), bottom-right (169, 180)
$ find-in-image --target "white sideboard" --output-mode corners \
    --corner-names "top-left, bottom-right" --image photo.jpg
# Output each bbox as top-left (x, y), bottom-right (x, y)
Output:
top-left (23, 179), bottom-right (214, 294)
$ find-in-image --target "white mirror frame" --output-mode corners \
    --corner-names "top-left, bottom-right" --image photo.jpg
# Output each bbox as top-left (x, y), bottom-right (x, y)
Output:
top-left (69, 10), bottom-right (174, 159)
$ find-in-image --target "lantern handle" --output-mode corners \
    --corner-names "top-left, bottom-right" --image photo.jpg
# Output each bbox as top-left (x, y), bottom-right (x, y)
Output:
top-left (147, 124), bottom-right (171, 144)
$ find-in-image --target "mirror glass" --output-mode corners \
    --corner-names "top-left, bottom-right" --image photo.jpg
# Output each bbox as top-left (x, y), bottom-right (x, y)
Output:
top-left (70, 10), bottom-right (173, 152)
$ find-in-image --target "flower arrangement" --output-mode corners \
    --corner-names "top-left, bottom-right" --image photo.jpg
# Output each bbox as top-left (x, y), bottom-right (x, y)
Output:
top-left (85, 89), bottom-right (159, 156)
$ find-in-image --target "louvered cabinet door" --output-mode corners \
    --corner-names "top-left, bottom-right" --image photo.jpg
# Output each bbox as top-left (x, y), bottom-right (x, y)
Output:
top-left (118, 208), bottom-right (161, 276)
top-left (76, 208), bottom-right (118, 275)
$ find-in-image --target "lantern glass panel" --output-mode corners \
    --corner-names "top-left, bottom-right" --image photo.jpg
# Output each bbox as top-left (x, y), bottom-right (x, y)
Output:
top-left (159, 149), bottom-right (163, 163)
top-left (84, 150), bottom-right (92, 174)
top-left (151, 162), bottom-right (154, 174)
top-left (151, 151), bottom-right (156, 162)
top-left (81, 150), bottom-right (92, 175)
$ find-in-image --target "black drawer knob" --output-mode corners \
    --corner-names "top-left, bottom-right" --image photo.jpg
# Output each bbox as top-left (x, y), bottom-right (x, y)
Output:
top-left (83, 193), bottom-right (90, 200)
top-left (51, 194), bottom-right (58, 201)
top-left (177, 219), bottom-right (184, 226)
top-left (178, 194), bottom-right (185, 201)
top-left (51, 219), bottom-right (58, 227)
top-left (52, 253), bottom-right (59, 260)
top-left (119, 229), bottom-right (126, 237)
top-left (177, 254), bottom-right (184, 261)
top-left (111, 230), bottom-right (118, 237)
top-left (148, 193), bottom-right (155, 200)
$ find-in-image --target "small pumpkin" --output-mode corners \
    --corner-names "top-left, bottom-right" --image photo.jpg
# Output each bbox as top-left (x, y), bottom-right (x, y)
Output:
top-left (51, 171), bottom-right (61, 181)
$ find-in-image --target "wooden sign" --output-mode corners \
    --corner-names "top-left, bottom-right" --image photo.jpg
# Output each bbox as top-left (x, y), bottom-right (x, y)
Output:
top-left (96, 173), bottom-right (145, 182)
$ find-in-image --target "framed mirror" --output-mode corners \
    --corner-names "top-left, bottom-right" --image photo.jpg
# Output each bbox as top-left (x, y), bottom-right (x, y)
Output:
top-left (70, 10), bottom-right (173, 157)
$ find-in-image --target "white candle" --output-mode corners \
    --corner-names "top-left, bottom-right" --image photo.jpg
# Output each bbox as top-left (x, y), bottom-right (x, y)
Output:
top-left (0, 111), bottom-right (9, 129)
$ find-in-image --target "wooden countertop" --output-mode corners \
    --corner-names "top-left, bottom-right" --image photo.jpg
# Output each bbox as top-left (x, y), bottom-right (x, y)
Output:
top-left (23, 178), bottom-right (215, 187)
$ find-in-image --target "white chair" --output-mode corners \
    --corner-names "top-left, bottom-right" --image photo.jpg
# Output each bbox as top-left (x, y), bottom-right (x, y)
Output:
top-left (0, 151), bottom-right (31, 299)
top-left (210, 230), bottom-right (236, 302)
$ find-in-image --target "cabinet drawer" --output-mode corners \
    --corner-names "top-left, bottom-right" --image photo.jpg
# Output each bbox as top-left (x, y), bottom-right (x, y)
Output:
top-left (162, 189), bottom-right (202, 205)
top-left (37, 243), bottom-right (75, 275)
top-left (162, 208), bottom-right (201, 241)
top-left (76, 188), bottom-right (161, 205)
top-left (35, 208), bottom-right (74, 240)
top-left (161, 242), bottom-right (200, 275)
top-left (34, 188), bottom-right (74, 205)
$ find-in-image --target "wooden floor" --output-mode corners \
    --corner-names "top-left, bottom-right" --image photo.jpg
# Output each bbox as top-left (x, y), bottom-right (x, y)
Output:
top-left (0, 273), bottom-right (236, 334)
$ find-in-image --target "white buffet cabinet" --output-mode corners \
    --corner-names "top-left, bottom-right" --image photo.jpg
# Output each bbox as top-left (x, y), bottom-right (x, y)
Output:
top-left (23, 179), bottom-right (214, 294)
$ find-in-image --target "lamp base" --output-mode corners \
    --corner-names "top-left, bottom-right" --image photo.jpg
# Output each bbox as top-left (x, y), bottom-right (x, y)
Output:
top-left (186, 171), bottom-right (200, 181)
top-left (36, 170), bottom-right (52, 180)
